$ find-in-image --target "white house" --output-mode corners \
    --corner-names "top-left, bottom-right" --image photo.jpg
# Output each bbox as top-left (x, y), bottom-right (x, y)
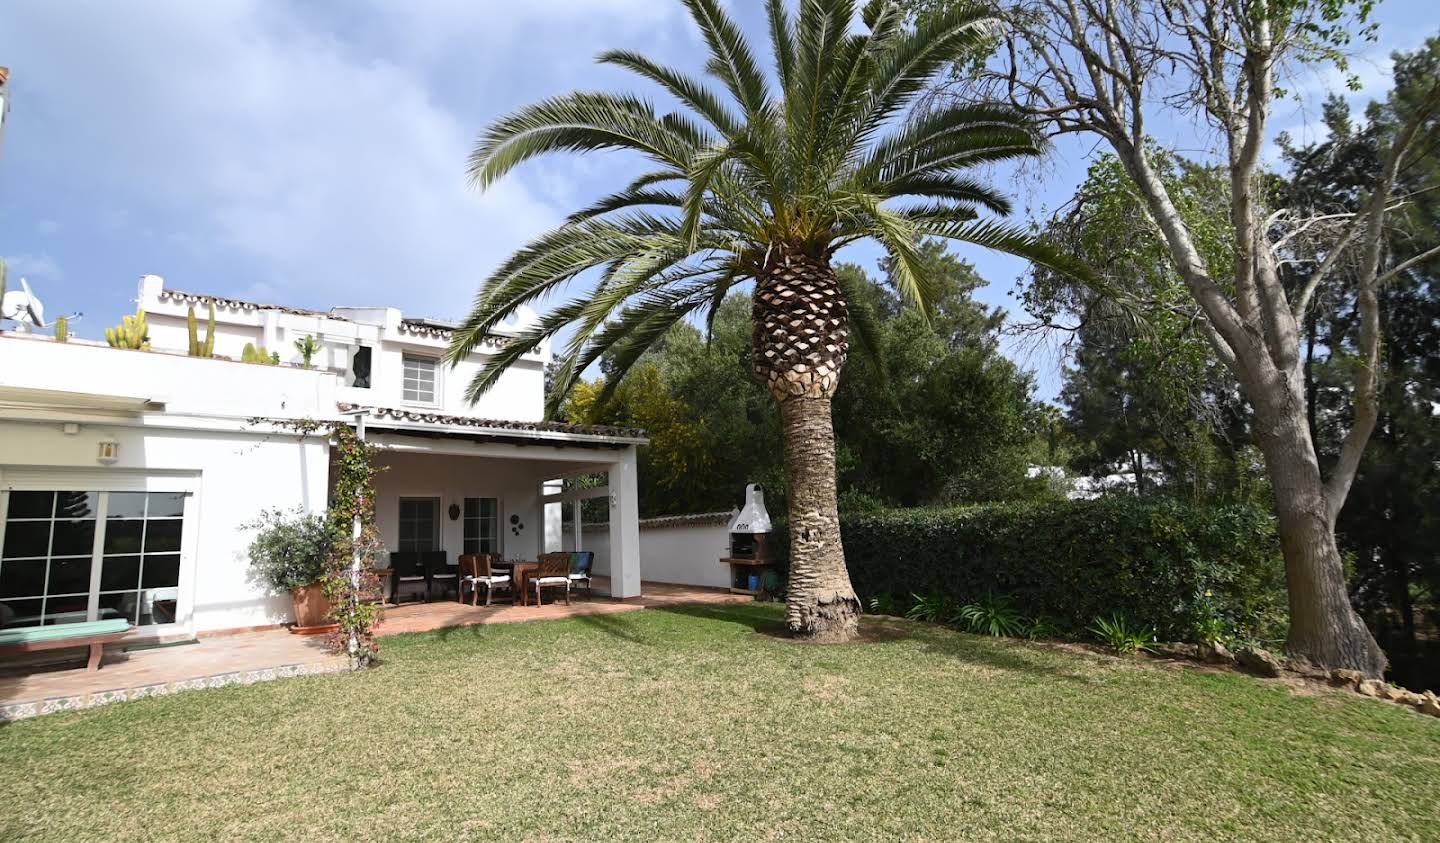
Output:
top-left (0, 275), bottom-right (645, 640)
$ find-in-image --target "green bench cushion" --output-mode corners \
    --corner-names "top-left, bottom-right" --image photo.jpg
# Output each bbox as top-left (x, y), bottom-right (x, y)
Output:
top-left (0, 619), bottom-right (131, 646)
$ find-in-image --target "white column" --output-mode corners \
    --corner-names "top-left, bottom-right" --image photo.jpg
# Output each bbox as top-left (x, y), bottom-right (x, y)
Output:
top-left (607, 447), bottom-right (642, 598)
top-left (263, 310), bottom-right (279, 355)
top-left (572, 499), bottom-right (583, 551)
top-left (542, 479), bottom-right (562, 553)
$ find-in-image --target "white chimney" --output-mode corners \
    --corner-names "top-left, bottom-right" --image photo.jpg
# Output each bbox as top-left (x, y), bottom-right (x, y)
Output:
top-left (727, 484), bottom-right (773, 535)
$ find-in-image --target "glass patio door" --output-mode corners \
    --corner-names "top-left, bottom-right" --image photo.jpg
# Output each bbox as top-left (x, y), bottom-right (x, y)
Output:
top-left (0, 490), bottom-right (186, 629)
top-left (397, 497), bottom-right (441, 552)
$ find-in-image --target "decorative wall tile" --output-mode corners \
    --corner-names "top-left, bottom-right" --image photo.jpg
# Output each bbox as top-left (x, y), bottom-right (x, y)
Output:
top-left (0, 702), bottom-right (39, 721)
top-left (40, 696), bottom-right (83, 715)
top-left (3, 656), bottom-right (354, 720)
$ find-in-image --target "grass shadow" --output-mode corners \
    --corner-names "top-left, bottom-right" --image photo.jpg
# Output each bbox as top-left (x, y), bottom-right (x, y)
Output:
top-left (653, 602), bottom-right (1100, 683)
top-left (570, 610), bottom-right (655, 646)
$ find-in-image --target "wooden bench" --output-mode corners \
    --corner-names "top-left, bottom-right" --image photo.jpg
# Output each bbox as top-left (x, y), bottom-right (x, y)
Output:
top-left (0, 619), bottom-right (133, 671)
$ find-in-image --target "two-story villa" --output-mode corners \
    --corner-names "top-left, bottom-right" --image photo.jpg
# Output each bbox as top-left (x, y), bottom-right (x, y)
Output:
top-left (0, 275), bottom-right (645, 639)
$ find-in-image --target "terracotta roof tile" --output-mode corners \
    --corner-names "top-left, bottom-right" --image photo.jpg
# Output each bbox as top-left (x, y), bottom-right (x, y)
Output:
top-left (338, 403), bottom-right (646, 441)
top-left (157, 287), bottom-right (344, 319)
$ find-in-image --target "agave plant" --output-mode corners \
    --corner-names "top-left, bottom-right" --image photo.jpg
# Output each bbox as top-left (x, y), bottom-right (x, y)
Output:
top-left (449, 0), bottom-right (1088, 640)
top-left (956, 593), bottom-right (1025, 637)
top-left (1090, 613), bottom-right (1155, 656)
top-left (905, 592), bottom-right (958, 624)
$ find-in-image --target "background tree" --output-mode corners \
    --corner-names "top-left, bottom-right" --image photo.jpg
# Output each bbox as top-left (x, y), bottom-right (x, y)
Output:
top-left (935, 0), bottom-right (1440, 675)
top-left (1028, 152), bottom-right (1258, 502)
top-left (832, 243), bottom-right (1041, 505)
top-left (449, 0), bottom-right (1084, 640)
top-left (569, 242), bottom-right (1046, 516)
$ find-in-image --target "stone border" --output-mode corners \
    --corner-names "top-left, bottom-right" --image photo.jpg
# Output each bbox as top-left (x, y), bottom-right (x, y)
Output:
top-left (1150, 641), bottom-right (1440, 718)
top-left (0, 658), bottom-right (354, 723)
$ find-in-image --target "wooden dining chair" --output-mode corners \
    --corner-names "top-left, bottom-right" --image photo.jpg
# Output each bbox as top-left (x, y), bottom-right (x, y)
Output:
top-left (460, 553), bottom-right (512, 606)
top-left (532, 552), bottom-right (572, 606)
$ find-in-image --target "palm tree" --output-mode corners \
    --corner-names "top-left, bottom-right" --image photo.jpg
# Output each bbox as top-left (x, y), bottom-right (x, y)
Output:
top-left (449, 0), bottom-right (1082, 641)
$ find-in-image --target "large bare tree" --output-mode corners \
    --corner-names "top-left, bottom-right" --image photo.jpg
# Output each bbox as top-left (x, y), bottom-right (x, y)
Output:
top-left (977, 0), bottom-right (1440, 675)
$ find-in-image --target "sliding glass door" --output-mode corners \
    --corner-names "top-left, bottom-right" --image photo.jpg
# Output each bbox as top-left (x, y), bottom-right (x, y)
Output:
top-left (0, 490), bottom-right (187, 629)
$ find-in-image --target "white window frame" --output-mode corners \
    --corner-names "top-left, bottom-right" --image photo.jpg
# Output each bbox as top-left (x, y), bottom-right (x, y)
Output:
top-left (462, 497), bottom-right (500, 555)
top-left (397, 496), bottom-right (441, 553)
top-left (401, 353), bottom-right (440, 406)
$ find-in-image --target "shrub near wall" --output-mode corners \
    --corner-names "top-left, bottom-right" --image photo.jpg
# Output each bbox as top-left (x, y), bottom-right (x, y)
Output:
top-left (774, 498), bottom-right (1286, 641)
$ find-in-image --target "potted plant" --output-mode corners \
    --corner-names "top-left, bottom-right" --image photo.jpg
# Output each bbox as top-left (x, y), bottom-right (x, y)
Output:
top-left (245, 508), bottom-right (338, 633)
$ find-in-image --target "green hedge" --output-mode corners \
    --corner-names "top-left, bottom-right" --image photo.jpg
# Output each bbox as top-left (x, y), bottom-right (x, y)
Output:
top-left (772, 498), bottom-right (1286, 641)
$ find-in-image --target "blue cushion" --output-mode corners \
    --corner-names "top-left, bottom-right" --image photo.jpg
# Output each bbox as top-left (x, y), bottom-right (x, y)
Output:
top-left (0, 618), bottom-right (130, 646)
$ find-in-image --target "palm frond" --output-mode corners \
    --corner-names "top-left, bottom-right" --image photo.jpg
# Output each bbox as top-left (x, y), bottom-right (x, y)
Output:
top-left (598, 49), bottom-right (740, 137)
top-left (855, 4), bottom-right (1000, 139)
top-left (565, 188), bottom-right (687, 224)
top-left (590, 284), bottom-right (717, 412)
top-left (788, 0), bottom-right (854, 189)
top-left (543, 256), bottom-right (709, 413)
top-left (625, 170), bottom-right (686, 191)
top-left (681, 0), bottom-right (770, 120)
top-left (860, 103), bottom-right (1037, 183)
top-left (462, 299), bottom-right (590, 404)
top-left (447, 214), bottom-right (685, 361)
top-left (766, 0), bottom-right (796, 93)
top-left (833, 263), bottom-right (887, 385)
top-left (468, 92), bottom-right (706, 190)
top-left (878, 173), bottom-right (1013, 216)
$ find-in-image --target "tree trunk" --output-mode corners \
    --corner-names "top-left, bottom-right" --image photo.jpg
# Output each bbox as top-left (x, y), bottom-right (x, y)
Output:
top-left (778, 396), bottom-right (859, 640)
top-left (752, 243), bottom-right (860, 642)
top-left (1251, 386), bottom-right (1387, 676)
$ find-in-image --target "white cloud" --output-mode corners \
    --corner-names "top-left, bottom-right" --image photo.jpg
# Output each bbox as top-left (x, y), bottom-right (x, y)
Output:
top-left (0, 0), bottom-right (688, 320)
top-left (3, 253), bottom-right (63, 282)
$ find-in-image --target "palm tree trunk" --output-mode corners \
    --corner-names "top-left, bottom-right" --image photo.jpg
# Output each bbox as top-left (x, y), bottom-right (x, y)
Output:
top-left (752, 243), bottom-right (860, 641)
top-left (778, 395), bottom-right (859, 640)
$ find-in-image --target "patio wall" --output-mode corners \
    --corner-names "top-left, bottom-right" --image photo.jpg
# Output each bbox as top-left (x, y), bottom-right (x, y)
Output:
top-left (371, 450), bottom-right (555, 563)
top-left (565, 513), bottom-right (732, 590)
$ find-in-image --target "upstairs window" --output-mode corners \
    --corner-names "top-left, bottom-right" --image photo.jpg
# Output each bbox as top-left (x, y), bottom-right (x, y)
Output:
top-left (402, 354), bottom-right (437, 404)
top-left (350, 346), bottom-right (372, 389)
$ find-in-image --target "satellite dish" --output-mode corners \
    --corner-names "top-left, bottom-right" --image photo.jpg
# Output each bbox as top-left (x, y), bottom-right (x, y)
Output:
top-left (1, 277), bottom-right (48, 331)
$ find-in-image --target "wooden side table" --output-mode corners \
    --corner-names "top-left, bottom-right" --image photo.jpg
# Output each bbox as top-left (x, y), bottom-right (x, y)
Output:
top-left (510, 561), bottom-right (539, 606)
top-left (370, 568), bottom-right (394, 605)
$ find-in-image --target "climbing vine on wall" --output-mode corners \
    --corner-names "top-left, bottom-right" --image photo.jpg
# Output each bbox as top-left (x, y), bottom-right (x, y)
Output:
top-left (324, 422), bottom-right (385, 665)
top-left (248, 417), bottom-right (386, 665)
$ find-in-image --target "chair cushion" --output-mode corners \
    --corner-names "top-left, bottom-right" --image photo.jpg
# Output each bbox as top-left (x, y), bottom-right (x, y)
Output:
top-left (473, 575), bottom-right (510, 585)
top-left (0, 619), bottom-right (130, 646)
top-left (534, 576), bottom-right (570, 586)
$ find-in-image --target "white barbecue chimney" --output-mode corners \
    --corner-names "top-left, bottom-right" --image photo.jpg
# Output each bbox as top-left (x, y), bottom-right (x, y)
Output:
top-left (727, 483), bottom-right (772, 535)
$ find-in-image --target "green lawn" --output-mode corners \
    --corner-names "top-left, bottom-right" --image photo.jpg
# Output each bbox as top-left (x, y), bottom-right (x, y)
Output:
top-left (2, 603), bottom-right (1437, 841)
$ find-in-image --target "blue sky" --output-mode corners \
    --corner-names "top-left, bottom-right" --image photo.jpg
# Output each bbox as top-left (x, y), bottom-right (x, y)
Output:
top-left (2, 0), bottom-right (1436, 401)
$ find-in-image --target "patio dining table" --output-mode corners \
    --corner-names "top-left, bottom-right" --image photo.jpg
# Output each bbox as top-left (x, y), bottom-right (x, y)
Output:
top-left (505, 561), bottom-right (540, 606)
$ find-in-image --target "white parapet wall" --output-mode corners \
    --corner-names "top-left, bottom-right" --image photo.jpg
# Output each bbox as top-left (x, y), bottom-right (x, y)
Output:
top-left (566, 512), bottom-right (734, 590)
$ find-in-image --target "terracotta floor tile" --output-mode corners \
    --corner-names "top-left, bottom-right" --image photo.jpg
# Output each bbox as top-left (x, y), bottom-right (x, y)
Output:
top-left (1, 580), bottom-right (745, 711)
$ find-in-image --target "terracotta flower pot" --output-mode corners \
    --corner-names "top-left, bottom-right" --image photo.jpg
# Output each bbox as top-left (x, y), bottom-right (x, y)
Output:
top-left (290, 582), bottom-right (334, 633)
